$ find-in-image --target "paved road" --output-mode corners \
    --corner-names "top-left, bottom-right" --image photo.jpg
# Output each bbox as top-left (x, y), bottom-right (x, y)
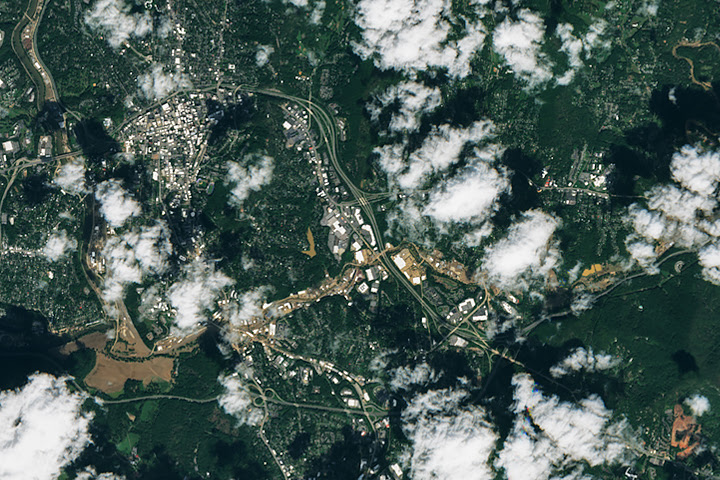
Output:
top-left (0, 149), bottom-right (80, 177)
top-left (237, 86), bottom-right (442, 322)
top-left (11, 0), bottom-right (57, 108)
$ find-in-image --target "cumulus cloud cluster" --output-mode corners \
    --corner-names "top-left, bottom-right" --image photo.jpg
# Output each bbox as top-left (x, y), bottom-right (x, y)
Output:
top-left (555, 20), bottom-right (610, 85)
top-left (377, 121), bottom-right (510, 244)
top-left (481, 209), bottom-right (561, 289)
top-left (74, 467), bottom-right (126, 480)
top-left (227, 288), bottom-right (268, 328)
top-left (367, 81), bottom-right (441, 134)
top-left (217, 372), bottom-right (263, 426)
top-left (493, 10), bottom-right (552, 89)
top-left (167, 258), bottom-right (233, 335)
top-left (390, 362), bottom-right (438, 390)
top-left (625, 145), bottom-right (720, 282)
top-left (225, 156), bottom-right (274, 207)
top-left (402, 388), bottom-right (497, 480)
top-left (53, 157), bottom-right (88, 195)
top-left (396, 371), bottom-right (636, 479)
top-left (493, 11), bottom-right (610, 88)
top-left (101, 221), bottom-right (172, 302)
top-left (137, 63), bottom-right (192, 100)
top-left (379, 121), bottom-right (495, 189)
top-left (550, 347), bottom-right (619, 378)
top-left (351, 0), bottom-right (487, 78)
top-left (495, 374), bottom-right (635, 479)
top-left (279, 0), bottom-right (325, 25)
top-left (44, 229), bottom-right (78, 262)
top-left (685, 394), bottom-right (710, 417)
top-left (570, 291), bottom-right (597, 315)
top-left (221, 287), bottom-right (270, 343)
top-left (637, 0), bottom-right (660, 16)
top-left (95, 179), bottom-right (140, 228)
top-left (84, 0), bottom-right (152, 49)
top-left (255, 45), bottom-right (275, 68)
top-left (0, 374), bottom-right (93, 480)
top-left (309, 0), bottom-right (326, 24)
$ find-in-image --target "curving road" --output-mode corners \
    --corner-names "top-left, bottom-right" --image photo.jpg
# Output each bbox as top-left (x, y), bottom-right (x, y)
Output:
top-left (235, 86), bottom-right (442, 322)
top-left (11, 0), bottom-right (57, 108)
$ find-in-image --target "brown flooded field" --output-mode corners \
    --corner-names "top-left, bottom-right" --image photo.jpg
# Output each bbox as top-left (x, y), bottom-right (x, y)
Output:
top-left (85, 352), bottom-right (174, 394)
top-left (58, 331), bottom-right (109, 355)
top-left (77, 332), bottom-right (109, 349)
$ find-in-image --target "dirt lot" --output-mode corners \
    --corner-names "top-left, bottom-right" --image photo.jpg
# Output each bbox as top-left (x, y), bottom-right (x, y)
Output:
top-left (58, 331), bottom-right (109, 355)
top-left (110, 304), bottom-right (152, 359)
top-left (84, 352), bottom-right (174, 394)
top-left (77, 332), bottom-right (109, 350)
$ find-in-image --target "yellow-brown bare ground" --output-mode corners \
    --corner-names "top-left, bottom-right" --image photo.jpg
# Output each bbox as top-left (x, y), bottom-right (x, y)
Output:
top-left (77, 332), bottom-right (109, 350)
top-left (301, 227), bottom-right (316, 258)
top-left (84, 352), bottom-right (174, 394)
top-left (58, 332), bottom-right (109, 355)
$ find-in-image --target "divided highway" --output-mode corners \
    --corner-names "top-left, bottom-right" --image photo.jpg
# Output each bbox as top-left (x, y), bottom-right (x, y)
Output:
top-left (237, 86), bottom-right (442, 323)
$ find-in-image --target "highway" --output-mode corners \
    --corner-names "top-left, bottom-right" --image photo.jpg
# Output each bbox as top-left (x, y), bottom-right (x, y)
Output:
top-left (0, 149), bottom-right (80, 176)
top-left (11, 0), bottom-right (60, 107)
top-left (100, 390), bottom-right (384, 417)
top-left (234, 86), bottom-right (442, 323)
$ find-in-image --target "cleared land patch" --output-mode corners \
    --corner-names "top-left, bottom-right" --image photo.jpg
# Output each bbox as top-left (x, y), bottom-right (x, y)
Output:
top-left (85, 352), bottom-right (174, 394)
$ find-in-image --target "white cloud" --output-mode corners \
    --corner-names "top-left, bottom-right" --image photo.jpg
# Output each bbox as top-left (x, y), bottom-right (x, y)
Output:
top-left (422, 160), bottom-right (509, 224)
top-left (570, 292), bottom-right (596, 315)
top-left (137, 63), bottom-right (192, 100)
top-left (74, 467), bottom-right (126, 480)
top-left (222, 287), bottom-right (270, 343)
top-left (167, 258), bottom-right (233, 336)
top-left (278, 0), bottom-right (324, 24)
top-left (625, 239), bottom-right (659, 272)
top-left (481, 209), bottom-right (561, 289)
top-left (227, 288), bottom-right (268, 328)
top-left (670, 144), bottom-right (720, 196)
top-left (699, 242), bottom-right (720, 284)
top-left (0, 374), bottom-right (93, 480)
top-left (496, 373), bottom-right (635, 480)
top-left (84, 0), bottom-right (152, 49)
top-left (95, 179), bottom-right (140, 228)
top-left (225, 156), bottom-right (274, 207)
top-left (647, 185), bottom-right (715, 226)
top-left (637, 0), bottom-right (659, 16)
top-left (389, 363), bottom-right (438, 390)
top-left (625, 145), bottom-right (720, 281)
top-left (156, 17), bottom-right (173, 39)
top-left (255, 45), bottom-right (275, 68)
top-left (368, 81), bottom-right (442, 134)
top-left (555, 20), bottom-right (610, 86)
top-left (550, 347), bottom-right (619, 378)
top-left (402, 388), bottom-right (497, 480)
top-left (43, 229), bottom-right (78, 262)
top-left (493, 10), bottom-right (553, 89)
top-left (53, 157), bottom-right (88, 195)
top-left (378, 121), bottom-right (509, 244)
top-left (684, 394), bottom-right (710, 417)
top-left (217, 373), bottom-right (263, 426)
top-left (309, 0), bottom-right (326, 24)
top-left (101, 237), bottom-right (142, 302)
top-left (351, 0), bottom-right (487, 78)
top-left (377, 120), bottom-right (496, 190)
top-left (128, 222), bottom-right (173, 274)
top-left (100, 221), bottom-right (172, 302)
